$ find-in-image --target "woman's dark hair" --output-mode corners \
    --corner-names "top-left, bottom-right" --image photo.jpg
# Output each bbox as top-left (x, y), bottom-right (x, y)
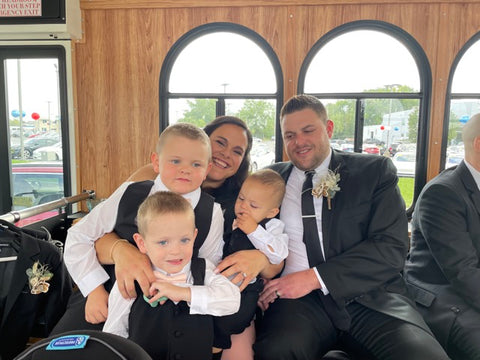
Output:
top-left (203, 116), bottom-right (253, 190)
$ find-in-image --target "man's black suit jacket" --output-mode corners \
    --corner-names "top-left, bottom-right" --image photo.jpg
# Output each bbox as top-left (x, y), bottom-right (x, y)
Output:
top-left (270, 149), bottom-right (429, 331)
top-left (404, 160), bottom-right (480, 345)
top-left (0, 221), bottom-right (72, 360)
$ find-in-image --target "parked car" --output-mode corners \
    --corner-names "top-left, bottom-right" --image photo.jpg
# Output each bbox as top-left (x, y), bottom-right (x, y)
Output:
top-left (340, 144), bottom-right (354, 152)
top-left (250, 146), bottom-right (275, 172)
top-left (362, 144), bottom-right (380, 155)
top-left (391, 152), bottom-right (416, 176)
top-left (446, 154), bottom-right (463, 168)
top-left (11, 163), bottom-right (64, 226)
top-left (11, 137), bottom-right (59, 159)
top-left (33, 142), bottom-right (63, 161)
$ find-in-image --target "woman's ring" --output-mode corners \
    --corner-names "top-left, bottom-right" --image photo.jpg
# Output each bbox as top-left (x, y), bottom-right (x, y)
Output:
top-left (275, 290), bottom-right (281, 298)
top-left (242, 272), bottom-right (247, 278)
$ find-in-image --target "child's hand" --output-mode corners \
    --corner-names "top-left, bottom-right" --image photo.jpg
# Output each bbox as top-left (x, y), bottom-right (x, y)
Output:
top-left (148, 281), bottom-right (191, 305)
top-left (235, 212), bottom-right (258, 235)
top-left (85, 284), bottom-right (109, 324)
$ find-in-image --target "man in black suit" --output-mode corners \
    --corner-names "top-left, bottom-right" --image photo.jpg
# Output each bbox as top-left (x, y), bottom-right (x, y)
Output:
top-left (254, 94), bottom-right (448, 360)
top-left (404, 113), bottom-right (480, 360)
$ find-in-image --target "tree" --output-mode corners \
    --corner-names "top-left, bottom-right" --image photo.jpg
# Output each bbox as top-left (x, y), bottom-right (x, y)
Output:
top-left (325, 100), bottom-right (355, 140)
top-left (236, 100), bottom-right (275, 139)
top-left (179, 99), bottom-right (216, 127)
top-left (448, 112), bottom-right (462, 144)
top-left (408, 107), bottom-right (419, 142)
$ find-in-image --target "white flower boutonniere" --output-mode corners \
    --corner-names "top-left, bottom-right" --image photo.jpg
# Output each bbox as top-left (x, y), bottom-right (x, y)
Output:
top-left (26, 261), bottom-right (53, 294)
top-left (312, 168), bottom-right (341, 210)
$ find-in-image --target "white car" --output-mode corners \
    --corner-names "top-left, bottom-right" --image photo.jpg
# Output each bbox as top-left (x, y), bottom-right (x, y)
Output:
top-left (33, 142), bottom-right (63, 161)
top-left (250, 146), bottom-right (275, 172)
top-left (391, 152), bottom-right (416, 176)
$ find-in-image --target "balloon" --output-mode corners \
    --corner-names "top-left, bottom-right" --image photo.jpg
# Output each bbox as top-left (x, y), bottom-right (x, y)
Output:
top-left (11, 110), bottom-right (25, 117)
top-left (31, 112), bottom-right (40, 120)
top-left (380, 125), bottom-right (385, 130)
top-left (394, 126), bottom-right (399, 131)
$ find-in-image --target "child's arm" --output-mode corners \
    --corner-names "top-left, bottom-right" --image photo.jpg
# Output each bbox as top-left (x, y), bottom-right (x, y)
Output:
top-left (238, 216), bottom-right (289, 265)
top-left (64, 182), bottom-right (131, 297)
top-left (197, 203), bottom-right (224, 265)
top-left (103, 282), bottom-right (135, 338)
top-left (147, 281), bottom-right (192, 305)
top-left (189, 259), bottom-right (241, 316)
top-left (85, 284), bottom-right (109, 324)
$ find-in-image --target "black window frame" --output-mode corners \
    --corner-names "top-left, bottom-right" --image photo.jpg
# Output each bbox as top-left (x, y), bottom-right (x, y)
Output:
top-left (0, 45), bottom-right (72, 218)
top-left (298, 20), bottom-right (432, 217)
top-left (159, 22), bottom-right (284, 162)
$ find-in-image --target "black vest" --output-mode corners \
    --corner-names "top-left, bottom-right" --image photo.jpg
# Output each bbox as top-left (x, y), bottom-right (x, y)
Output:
top-left (222, 218), bottom-right (269, 258)
top-left (104, 181), bottom-right (214, 291)
top-left (128, 258), bottom-right (213, 360)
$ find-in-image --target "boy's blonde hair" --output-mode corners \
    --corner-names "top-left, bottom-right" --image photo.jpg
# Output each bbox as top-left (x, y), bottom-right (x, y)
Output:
top-left (156, 122), bottom-right (211, 160)
top-left (247, 169), bottom-right (286, 207)
top-left (136, 191), bottom-right (195, 236)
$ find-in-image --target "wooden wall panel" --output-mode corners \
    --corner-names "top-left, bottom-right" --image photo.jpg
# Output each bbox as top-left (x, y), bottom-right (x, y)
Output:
top-left (74, 2), bottom-right (480, 199)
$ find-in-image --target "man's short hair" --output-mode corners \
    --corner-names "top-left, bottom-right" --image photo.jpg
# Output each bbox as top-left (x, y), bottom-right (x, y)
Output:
top-left (462, 113), bottom-right (480, 151)
top-left (136, 191), bottom-right (194, 236)
top-left (248, 169), bottom-right (286, 207)
top-left (280, 94), bottom-right (328, 124)
top-left (156, 122), bottom-right (211, 160)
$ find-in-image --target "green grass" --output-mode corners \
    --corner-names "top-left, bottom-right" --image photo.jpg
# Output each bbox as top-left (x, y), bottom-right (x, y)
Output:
top-left (398, 177), bottom-right (414, 208)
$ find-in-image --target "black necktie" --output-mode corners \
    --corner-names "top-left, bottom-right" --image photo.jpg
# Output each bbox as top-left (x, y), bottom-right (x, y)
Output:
top-left (302, 170), bottom-right (324, 266)
top-left (302, 170), bottom-right (351, 331)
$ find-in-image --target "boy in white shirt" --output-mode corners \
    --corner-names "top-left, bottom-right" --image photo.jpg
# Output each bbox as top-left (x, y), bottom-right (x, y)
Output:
top-left (104, 191), bottom-right (240, 360)
top-left (57, 123), bottom-right (224, 333)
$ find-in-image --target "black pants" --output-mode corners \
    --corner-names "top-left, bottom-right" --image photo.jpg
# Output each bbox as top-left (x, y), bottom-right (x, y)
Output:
top-left (49, 290), bottom-right (103, 335)
top-left (254, 292), bottom-right (450, 360)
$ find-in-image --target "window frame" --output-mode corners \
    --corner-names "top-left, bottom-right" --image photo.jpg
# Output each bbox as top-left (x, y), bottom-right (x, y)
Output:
top-left (159, 22), bottom-right (284, 162)
top-left (0, 43), bottom-right (73, 220)
top-left (298, 20), bottom-right (432, 216)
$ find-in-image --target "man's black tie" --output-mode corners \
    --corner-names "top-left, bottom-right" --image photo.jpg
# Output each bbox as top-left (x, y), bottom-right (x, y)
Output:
top-left (302, 170), bottom-right (324, 265)
top-left (301, 170), bottom-right (351, 331)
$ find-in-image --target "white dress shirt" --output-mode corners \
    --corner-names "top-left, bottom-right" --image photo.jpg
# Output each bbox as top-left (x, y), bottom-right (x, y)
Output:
top-left (246, 218), bottom-right (288, 265)
top-left (280, 150), bottom-right (332, 294)
top-left (64, 175), bottom-right (224, 296)
top-left (103, 259), bottom-right (241, 338)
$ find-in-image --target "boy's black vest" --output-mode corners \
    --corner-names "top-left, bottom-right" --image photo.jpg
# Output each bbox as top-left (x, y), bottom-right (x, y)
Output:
top-left (222, 218), bottom-right (269, 259)
top-left (104, 180), bottom-right (214, 291)
top-left (128, 257), bottom-right (213, 360)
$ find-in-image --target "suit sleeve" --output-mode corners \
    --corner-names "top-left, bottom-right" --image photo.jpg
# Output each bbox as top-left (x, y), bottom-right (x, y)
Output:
top-left (416, 182), bottom-right (480, 310)
top-left (318, 157), bottom-right (409, 302)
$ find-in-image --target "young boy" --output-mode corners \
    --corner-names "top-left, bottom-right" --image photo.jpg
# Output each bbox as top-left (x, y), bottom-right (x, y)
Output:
top-left (61, 123), bottom-right (224, 331)
top-left (103, 191), bottom-right (240, 360)
top-left (215, 168), bottom-right (288, 350)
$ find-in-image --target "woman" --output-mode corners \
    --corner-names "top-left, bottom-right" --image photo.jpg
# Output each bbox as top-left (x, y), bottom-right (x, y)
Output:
top-left (98, 117), bottom-right (282, 359)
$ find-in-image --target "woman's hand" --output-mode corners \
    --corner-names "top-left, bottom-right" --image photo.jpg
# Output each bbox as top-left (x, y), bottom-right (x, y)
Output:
top-left (216, 249), bottom-right (281, 291)
top-left (113, 240), bottom-right (156, 299)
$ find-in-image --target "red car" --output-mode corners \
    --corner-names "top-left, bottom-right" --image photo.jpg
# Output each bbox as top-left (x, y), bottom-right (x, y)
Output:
top-left (11, 163), bottom-right (64, 226)
top-left (362, 145), bottom-right (381, 155)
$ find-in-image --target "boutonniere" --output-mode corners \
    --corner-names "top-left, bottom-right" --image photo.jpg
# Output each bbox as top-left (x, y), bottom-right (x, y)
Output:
top-left (26, 261), bottom-right (53, 294)
top-left (312, 168), bottom-right (341, 210)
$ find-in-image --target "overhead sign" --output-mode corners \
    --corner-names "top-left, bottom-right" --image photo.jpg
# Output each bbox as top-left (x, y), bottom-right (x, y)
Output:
top-left (0, 0), bottom-right (42, 17)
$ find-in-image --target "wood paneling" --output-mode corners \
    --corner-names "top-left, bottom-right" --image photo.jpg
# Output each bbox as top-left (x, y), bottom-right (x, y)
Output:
top-left (73, 2), bottom-right (480, 199)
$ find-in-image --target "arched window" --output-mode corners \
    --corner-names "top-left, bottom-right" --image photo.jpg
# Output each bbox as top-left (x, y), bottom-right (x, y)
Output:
top-left (299, 21), bottom-right (431, 213)
top-left (159, 23), bottom-right (283, 167)
top-left (444, 33), bottom-right (480, 169)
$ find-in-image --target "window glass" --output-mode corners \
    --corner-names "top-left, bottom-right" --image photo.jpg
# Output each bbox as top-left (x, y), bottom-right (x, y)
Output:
top-left (4, 56), bottom-right (65, 226)
top-left (304, 30), bottom-right (420, 93)
top-left (170, 32), bottom-right (276, 94)
top-left (447, 37), bottom-right (480, 168)
top-left (163, 25), bottom-right (282, 167)
top-left (301, 26), bottom-right (426, 211)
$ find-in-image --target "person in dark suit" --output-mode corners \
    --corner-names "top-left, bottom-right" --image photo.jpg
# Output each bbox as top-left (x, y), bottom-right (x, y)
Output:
top-left (404, 113), bottom-right (480, 360)
top-left (254, 94), bottom-right (449, 360)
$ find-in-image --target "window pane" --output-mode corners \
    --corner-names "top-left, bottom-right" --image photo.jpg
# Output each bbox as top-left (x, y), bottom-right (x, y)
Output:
top-left (365, 99), bottom-right (419, 209)
top-left (169, 32), bottom-right (276, 94)
top-left (324, 99), bottom-right (355, 152)
top-left (6, 58), bottom-right (64, 225)
top-left (169, 98), bottom-right (216, 126)
top-left (451, 40), bottom-right (480, 93)
top-left (304, 30), bottom-right (420, 93)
